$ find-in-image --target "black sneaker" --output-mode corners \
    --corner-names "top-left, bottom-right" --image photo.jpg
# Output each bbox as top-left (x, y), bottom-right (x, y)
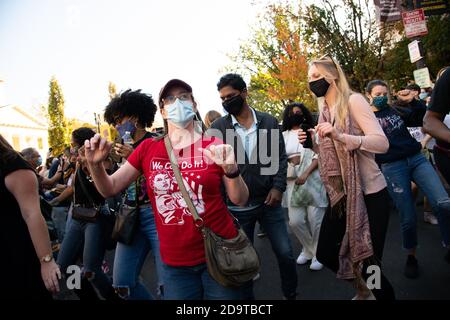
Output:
top-left (404, 255), bottom-right (419, 279)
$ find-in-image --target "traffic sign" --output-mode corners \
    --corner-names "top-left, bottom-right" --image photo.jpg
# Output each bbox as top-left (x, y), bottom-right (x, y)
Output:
top-left (408, 40), bottom-right (423, 63)
top-left (402, 9), bottom-right (428, 38)
top-left (413, 67), bottom-right (432, 88)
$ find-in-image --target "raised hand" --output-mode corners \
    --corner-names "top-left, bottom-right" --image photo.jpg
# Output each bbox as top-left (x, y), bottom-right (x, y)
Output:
top-left (114, 143), bottom-right (134, 159)
top-left (199, 144), bottom-right (238, 175)
top-left (315, 122), bottom-right (342, 140)
top-left (84, 134), bottom-right (113, 166)
top-left (298, 127), bottom-right (315, 144)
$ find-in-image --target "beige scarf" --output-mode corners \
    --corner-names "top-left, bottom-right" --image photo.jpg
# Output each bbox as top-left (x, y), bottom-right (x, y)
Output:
top-left (318, 104), bottom-right (374, 280)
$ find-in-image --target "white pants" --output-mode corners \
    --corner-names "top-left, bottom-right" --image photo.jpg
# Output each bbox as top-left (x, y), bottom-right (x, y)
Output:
top-left (288, 205), bottom-right (326, 259)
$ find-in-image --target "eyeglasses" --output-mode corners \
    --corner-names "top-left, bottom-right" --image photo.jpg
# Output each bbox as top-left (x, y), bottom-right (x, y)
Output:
top-left (113, 116), bottom-right (122, 126)
top-left (162, 93), bottom-right (192, 105)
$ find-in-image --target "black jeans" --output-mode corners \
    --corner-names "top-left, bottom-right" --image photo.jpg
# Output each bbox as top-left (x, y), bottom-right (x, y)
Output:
top-left (316, 188), bottom-right (395, 300)
top-left (230, 204), bottom-right (298, 299)
top-left (434, 146), bottom-right (450, 186)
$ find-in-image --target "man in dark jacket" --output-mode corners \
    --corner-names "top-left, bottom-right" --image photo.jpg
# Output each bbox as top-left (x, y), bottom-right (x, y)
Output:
top-left (424, 67), bottom-right (450, 186)
top-left (208, 73), bottom-right (297, 300)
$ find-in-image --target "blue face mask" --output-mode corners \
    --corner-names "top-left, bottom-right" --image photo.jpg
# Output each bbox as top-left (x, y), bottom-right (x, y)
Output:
top-left (166, 99), bottom-right (195, 128)
top-left (116, 121), bottom-right (136, 138)
top-left (36, 156), bottom-right (43, 167)
top-left (372, 95), bottom-right (389, 110)
top-left (419, 92), bottom-right (428, 100)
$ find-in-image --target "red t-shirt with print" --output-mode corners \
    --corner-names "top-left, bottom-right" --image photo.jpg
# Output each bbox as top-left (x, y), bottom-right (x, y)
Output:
top-left (127, 135), bottom-right (238, 267)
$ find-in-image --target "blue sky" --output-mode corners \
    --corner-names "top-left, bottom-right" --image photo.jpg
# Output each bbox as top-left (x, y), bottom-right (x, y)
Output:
top-left (0, 0), bottom-right (270, 125)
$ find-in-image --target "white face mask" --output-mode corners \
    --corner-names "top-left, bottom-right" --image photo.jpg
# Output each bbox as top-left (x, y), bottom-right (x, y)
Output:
top-left (166, 99), bottom-right (196, 128)
top-left (419, 92), bottom-right (428, 100)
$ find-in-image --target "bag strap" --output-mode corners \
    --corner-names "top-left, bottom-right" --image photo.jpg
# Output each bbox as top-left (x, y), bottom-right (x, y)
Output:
top-left (73, 167), bottom-right (99, 209)
top-left (164, 136), bottom-right (204, 228)
top-left (123, 180), bottom-right (139, 208)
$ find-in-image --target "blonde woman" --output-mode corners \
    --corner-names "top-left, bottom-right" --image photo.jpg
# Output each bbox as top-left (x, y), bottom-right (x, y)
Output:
top-left (298, 56), bottom-right (395, 300)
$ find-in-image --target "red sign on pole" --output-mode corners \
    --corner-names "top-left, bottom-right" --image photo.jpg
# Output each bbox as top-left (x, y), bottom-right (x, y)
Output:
top-left (402, 9), bottom-right (428, 38)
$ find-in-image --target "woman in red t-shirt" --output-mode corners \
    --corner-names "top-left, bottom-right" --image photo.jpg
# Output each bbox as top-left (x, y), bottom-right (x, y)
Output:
top-left (83, 79), bottom-right (249, 300)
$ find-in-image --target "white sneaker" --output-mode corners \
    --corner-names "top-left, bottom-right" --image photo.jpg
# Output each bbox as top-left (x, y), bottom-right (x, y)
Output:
top-left (309, 257), bottom-right (323, 271)
top-left (296, 252), bottom-right (311, 265)
top-left (424, 212), bottom-right (438, 225)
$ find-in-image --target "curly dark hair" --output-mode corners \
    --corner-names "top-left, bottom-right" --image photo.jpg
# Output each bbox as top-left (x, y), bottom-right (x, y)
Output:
top-left (71, 127), bottom-right (96, 147)
top-left (104, 89), bottom-right (157, 128)
top-left (281, 102), bottom-right (314, 132)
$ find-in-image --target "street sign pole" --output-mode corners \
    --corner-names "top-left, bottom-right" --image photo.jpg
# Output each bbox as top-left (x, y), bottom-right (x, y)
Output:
top-left (403, 1), bottom-right (430, 87)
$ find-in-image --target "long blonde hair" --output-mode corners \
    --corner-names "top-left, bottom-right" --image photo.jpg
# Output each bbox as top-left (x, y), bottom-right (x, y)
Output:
top-left (309, 56), bottom-right (353, 128)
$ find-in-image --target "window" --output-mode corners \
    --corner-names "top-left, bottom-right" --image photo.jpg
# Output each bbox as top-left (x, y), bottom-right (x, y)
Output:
top-left (12, 135), bottom-right (20, 151)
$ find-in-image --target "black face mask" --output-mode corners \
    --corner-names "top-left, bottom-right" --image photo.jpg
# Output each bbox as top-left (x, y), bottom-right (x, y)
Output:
top-left (223, 94), bottom-right (245, 116)
top-left (290, 113), bottom-right (305, 126)
top-left (309, 78), bottom-right (330, 98)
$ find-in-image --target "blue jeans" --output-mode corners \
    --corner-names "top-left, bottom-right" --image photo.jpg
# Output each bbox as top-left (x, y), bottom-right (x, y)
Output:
top-left (231, 204), bottom-right (298, 299)
top-left (113, 206), bottom-right (164, 300)
top-left (381, 152), bottom-right (450, 250)
top-left (162, 262), bottom-right (243, 300)
top-left (51, 206), bottom-right (69, 242)
top-left (57, 206), bottom-right (112, 298)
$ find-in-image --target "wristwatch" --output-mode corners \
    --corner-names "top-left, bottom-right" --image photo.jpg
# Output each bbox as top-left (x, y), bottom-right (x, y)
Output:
top-left (40, 254), bottom-right (54, 263)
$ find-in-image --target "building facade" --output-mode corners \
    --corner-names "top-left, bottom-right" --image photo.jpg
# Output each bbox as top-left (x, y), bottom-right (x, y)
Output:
top-left (0, 105), bottom-right (49, 159)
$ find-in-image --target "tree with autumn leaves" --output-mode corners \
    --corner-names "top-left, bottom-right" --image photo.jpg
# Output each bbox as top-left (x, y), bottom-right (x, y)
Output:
top-left (230, 2), bottom-right (315, 118)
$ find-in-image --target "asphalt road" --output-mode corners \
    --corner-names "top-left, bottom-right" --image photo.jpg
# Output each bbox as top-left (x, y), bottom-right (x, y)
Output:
top-left (139, 205), bottom-right (450, 300)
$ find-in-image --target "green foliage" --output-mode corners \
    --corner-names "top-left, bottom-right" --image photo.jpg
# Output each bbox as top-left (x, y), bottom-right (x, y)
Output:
top-left (301, 0), bottom-right (398, 92)
top-left (423, 15), bottom-right (450, 76)
top-left (47, 77), bottom-right (68, 156)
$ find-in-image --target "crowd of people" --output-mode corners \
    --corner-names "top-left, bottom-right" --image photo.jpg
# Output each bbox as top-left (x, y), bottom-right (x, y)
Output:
top-left (1, 56), bottom-right (450, 300)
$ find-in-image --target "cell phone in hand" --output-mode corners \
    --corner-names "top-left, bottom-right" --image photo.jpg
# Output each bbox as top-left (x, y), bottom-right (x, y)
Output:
top-left (300, 123), bottom-right (313, 149)
top-left (110, 136), bottom-right (123, 163)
